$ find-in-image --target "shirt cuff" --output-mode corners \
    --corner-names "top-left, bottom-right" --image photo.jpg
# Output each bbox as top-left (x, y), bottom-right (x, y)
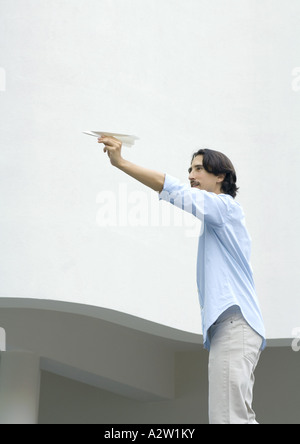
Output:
top-left (158, 174), bottom-right (179, 200)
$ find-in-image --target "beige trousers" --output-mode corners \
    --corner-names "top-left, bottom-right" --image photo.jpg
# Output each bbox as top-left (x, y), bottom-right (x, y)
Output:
top-left (208, 306), bottom-right (263, 424)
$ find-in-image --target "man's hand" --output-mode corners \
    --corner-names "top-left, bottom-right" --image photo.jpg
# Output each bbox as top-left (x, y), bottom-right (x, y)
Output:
top-left (98, 136), bottom-right (123, 167)
top-left (97, 135), bottom-right (165, 192)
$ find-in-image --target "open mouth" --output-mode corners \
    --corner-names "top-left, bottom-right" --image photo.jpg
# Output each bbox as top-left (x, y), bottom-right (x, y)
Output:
top-left (191, 181), bottom-right (201, 188)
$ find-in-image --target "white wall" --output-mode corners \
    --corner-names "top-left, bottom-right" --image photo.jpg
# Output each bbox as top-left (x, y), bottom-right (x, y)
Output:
top-left (1, 0), bottom-right (300, 339)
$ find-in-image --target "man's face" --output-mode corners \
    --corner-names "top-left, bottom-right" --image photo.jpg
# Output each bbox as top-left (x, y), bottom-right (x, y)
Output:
top-left (188, 155), bottom-right (224, 194)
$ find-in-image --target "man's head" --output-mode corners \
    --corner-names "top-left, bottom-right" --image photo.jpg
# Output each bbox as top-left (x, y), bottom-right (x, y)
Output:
top-left (188, 149), bottom-right (239, 198)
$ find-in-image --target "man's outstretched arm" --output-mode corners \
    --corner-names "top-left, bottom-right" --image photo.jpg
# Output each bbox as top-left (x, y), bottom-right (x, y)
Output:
top-left (98, 136), bottom-right (165, 193)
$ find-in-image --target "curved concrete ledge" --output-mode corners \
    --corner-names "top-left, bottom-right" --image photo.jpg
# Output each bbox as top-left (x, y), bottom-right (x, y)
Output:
top-left (0, 298), bottom-right (294, 402)
top-left (0, 298), bottom-right (293, 348)
top-left (0, 298), bottom-right (202, 345)
top-left (0, 299), bottom-right (202, 401)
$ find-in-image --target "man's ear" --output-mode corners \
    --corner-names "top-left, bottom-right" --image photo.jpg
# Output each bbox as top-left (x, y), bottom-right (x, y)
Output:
top-left (217, 174), bottom-right (226, 184)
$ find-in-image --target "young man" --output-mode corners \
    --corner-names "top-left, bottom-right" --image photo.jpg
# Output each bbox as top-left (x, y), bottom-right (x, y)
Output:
top-left (97, 135), bottom-right (266, 424)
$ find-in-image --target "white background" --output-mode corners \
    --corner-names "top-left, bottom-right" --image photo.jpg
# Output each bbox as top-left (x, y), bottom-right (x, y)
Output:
top-left (1, 0), bottom-right (300, 339)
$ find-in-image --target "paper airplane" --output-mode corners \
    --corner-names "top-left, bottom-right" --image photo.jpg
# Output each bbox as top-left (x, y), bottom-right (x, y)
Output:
top-left (83, 131), bottom-right (139, 147)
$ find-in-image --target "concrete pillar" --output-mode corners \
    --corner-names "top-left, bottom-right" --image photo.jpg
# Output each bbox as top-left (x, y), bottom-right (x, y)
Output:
top-left (0, 350), bottom-right (41, 424)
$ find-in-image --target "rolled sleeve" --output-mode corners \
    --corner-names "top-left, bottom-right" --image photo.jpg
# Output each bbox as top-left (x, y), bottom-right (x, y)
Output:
top-left (159, 174), bottom-right (204, 220)
top-left (159, 174), bottom-right (231, 226)
top-left (159, 174), bottom-right (176, 196)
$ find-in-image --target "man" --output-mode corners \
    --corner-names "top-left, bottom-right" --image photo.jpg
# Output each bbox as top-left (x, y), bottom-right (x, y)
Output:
top-left (97, 135), bottom-right (266, 424)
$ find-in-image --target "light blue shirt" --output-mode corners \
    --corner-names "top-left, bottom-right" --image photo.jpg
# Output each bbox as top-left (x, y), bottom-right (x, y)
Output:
top-left (159, 174), bottom-right (266, 351)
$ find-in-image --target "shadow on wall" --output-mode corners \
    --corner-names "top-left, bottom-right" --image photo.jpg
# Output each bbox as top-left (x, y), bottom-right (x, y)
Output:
top-left (254, 346), bottom-right (300, 425)
top-left (38, 346), bottom-right (300, 424)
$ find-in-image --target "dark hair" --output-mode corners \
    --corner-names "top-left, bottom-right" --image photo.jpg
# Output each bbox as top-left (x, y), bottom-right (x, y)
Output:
top-left (191, 148), bottom-right (239, 199)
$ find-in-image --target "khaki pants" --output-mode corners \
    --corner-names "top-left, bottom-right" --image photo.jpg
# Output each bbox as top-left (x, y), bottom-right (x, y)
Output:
top-left (208, 306), bottom-right (263, 424)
